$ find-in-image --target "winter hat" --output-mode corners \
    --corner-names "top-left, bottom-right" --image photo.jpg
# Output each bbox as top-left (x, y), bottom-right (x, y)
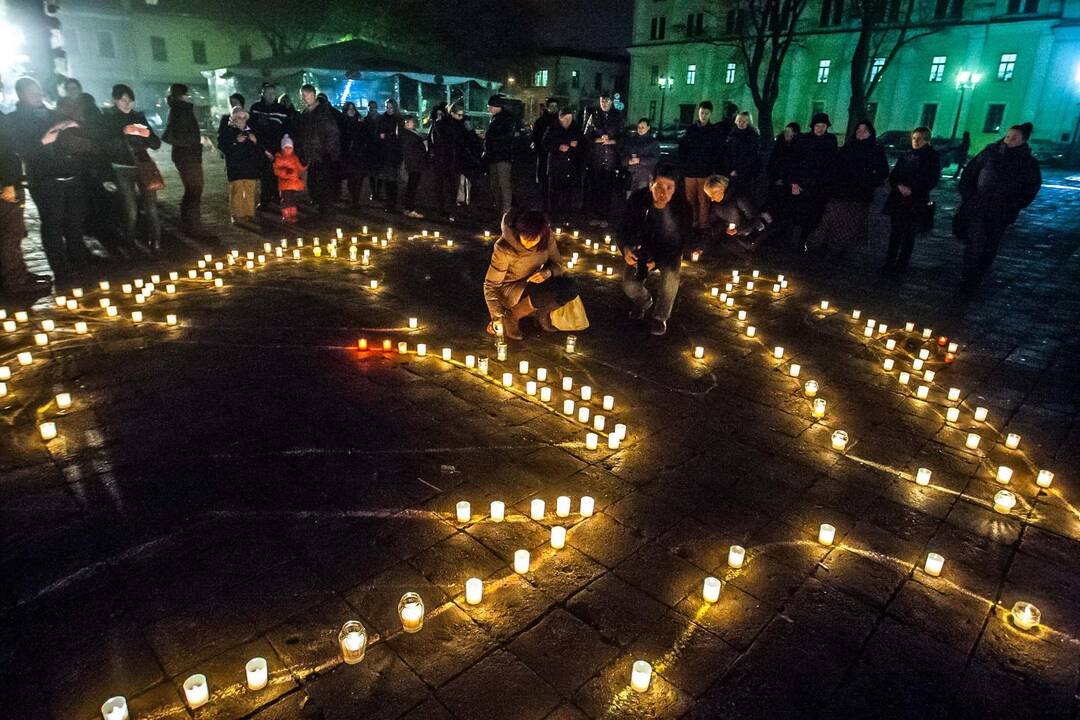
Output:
top-left (811, 112), bottom-right (832, 127)
top-left (281, 134), bottom-right (294, 150)
top-left (487, 94), bottom-right (504, 108)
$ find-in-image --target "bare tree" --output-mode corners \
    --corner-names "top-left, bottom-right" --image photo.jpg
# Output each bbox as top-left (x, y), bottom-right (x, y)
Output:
top-left (710, 0), bottom-right (813, 142)
top-left (846, 0), bottom-right (942, 134)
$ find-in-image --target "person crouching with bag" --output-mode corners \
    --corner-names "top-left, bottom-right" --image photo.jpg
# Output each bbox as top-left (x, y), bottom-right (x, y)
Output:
top-left (484, 208), bottom-right (580, 340)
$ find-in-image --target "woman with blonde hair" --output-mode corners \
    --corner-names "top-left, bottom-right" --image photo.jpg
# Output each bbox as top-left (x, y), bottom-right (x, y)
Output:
top-left (721, 110), bottom-right (762, 214)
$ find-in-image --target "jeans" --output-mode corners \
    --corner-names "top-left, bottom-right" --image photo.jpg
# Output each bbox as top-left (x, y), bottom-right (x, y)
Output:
top-left (622, 262), bottom-right (681, 322)
top-left (402, 170), bottom-right (422, 211)
top-left (113, 164), bottom-right (160, 250)
top-left (29, 178), bottom-right (89, 279)
top-left (489, 161), bottom-right (512, 215)
top-left (174, 161), bottom-right (204, 232)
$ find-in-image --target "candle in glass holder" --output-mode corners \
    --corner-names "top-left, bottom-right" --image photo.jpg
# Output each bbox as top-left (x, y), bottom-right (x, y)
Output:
top-left (551, 526), bottom-right (566, 549)
top-left (746, 326), bottom-right (756, 337)
top-left (165, 284), bottom-right (176, 295)
top-left (852, 309), bottom-right (861, 319)
top-left (924, 370), bottom-right (936, 382)
top-left (417, 343), bottom-right (427, 357)
top-left (1011, 601), bottom-right (1040, 631)
top-left (514, 549), bottom-right (530, 574)
top-left (737, 310), bottom-right (747, 321)
top-left (75, 321), bottom-right (88, 334)
top-left (441, 347), bottom-right (452, 361)
top-left (789, 363), bottom-right (801, 378)
top-left (819, 300), bottom-right (829, 310)
top-left (566, 335), bottom-right (577, 353)
top-left (34, 332), bottom-right (48, 346)
top-left (456, 501), bottom-right (471, 523)
top-left (607, 434), bottom-right (620, 450)
top-left (540, 387), bottom-right (552, 402)
top-left (183, 674), bottom-right (209, 708)
top-left (67, 299), bottom-right (79, 310)
top-left (993, 490), bottom-right (1016, 514)
top-left (580, 496), bottom-right (595, 517)
top-left (99, 298), bottom-right (111, 309)
top-left (166, 314), bottom-right (178, 326)
top-left (398, 341), bottom-right (408, 354)
top-left (863, 326), bottom-right (873, 338)
top-left (105, 306), bottom-right (118, 318)
top-left (536, 367), bottom-right (548, 382)
top-left (485, 501), bottom-right (505, 524)
top-left (563, 399), bottom-right (575, 415)
top-left (630, 660), bottom-right (652, 692)
top-left (1036, 470), bottom-right (1054, 488)
top-left (948, 342), bottom-right (959, 353)
top-left (728, 545), bottom-right (745, 568)
top-left (996, 466), bottom-right (1013, 484)
top-left (965, 433), bottom-right (980, 450)
top-left (554, 495), bottom-right (572, 517)
top-left (725, 297), bottom-right (735, 307)
top-left (100, 696), bottom-right (128, 720)
top-left (2, 319), bottom-right (14, 332)
top-left (831, 430), bottom-right (849, 451)
top-left (946, 407), bottom-right (960, 423)
top-left (561, 376), bottom-right (573, 391)
top-left (922, 328), bottom-right (932, 338)
top-left (812, 398), bottom-right (826, 418)
top-left (602, 395), bottom-right (614, 411)
top-left (694, 346), bottom-right (705, 359)
top-left (517, 360), bottom-right (530, 375)
top-left (245, 657), bottom-right (268, 689)
top-left (1005, 433), bottom-right (1021, 449)
top-left (531, 498), bottom-right (545, 520)
top-left (912, 358), bottom-right (924, 371)
top-left (465, 577), bottom-right (483, 605)
top-left (773, 346), bottom-right (784, 359)
top-left (883, 358), bottom-right (894, 371)
top-left (398, 593), bottom-right (425, 632)
top-left (579, 385), bottom-right (592, 402)
top-left (465, 354), bottom-right (476, 368)
top-left (885, 339), bottom-right (896, 351)
top-left (924, 553), bottom-right (945, 577)
top-left (526, 380), bottom-right (537, 396)
top-left (703, 576), bottom-right (722, 603)
top-left (947, 387), bottom-right (961, 402)
top-left (916, 385), bottom-right (929, 400)
top-left (915, 467), bottom-right (932, 486)
top-left (802, 380), bottom-right (820, 398)
top-left (898, 371), bottom-right (910, 385)
top-left (17, 351), bottom-right (32, 365)
top-left (586, 432), bottom-right (599, 450)
top-left (974, 406), bottom-right (988, 422)
top-left (502, 372), bottom-right (513, 387)
top-left (55, 392), bottom-right (72, 410)
top-left (818, 523), bottom-right (836, 545)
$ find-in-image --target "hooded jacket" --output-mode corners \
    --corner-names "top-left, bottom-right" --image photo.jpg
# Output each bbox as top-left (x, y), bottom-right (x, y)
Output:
top-left (958, 141), bottom-right (1041, 225)
top-left (220, 122), bottom-right (265, 181)
top-left (617, 186), bottom-right (692, 268)
top-left (678, 122), bottom-right (723, 178)
top-left (273, 147), bottom-right (306, 191)
top-left (583, 106), bottom-right (623, 171)
top-left (483, 208), bottom-right (565, 318)
top-left (830, 132), bottom-right (889, 203)
top-left (162, 97), bottom-right (203, 164)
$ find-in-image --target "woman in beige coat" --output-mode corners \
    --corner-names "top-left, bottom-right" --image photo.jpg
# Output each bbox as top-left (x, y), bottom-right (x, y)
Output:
top-left (484, 208), bottom-right (578, 339)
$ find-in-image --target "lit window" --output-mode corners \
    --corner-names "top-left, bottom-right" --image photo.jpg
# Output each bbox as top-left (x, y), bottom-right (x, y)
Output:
top-left (533, 69), bottom-right (549, 87)
top-left (869, 57), bottom-right (886, 82)
top-left (686, 64), bottom-right (697, 85)
top-left (929, 56), bottom-right (946, 82)
top-left (817, 59), bottom-right (831, 83)
top-left (997, 53), bottom-right (1016, 81)
top-left (725, 62), bottom-right (736, 84)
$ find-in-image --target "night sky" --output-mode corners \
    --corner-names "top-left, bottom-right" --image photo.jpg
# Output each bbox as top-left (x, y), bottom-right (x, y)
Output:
top-left (529, 0), bottom-right (633, 52)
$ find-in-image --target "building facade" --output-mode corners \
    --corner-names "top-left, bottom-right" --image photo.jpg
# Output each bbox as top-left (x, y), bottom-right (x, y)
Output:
top-left (627, 0), bottom-right (1080, 145)
top-left (506, 48), bottom-right (629, 123)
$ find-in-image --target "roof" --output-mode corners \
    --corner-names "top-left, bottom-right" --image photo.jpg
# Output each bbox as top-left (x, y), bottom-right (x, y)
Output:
top-left (220, 38), bottom-right (499, 85)
top-left (534, 47), bottom-right (630, 65)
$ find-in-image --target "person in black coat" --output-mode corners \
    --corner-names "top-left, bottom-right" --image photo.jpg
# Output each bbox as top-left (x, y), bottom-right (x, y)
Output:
top-left (720, 110), bottom-right (762, 216)
top-left (429, 103), bottom-right (467, 221)
top-left (297, 84), bottom-right (341, 217)
top-left (785, 112), bottom-right (838, 247)
top-left (678, 101), bottom-right (724, 229)
top-left (582, 91), bottom-right (623, 227)
top-left (102, 83), bottom-right (162, 253)
top-left (544, 108), bottom-right (582, 222)
top-left (483, 94), bottom-right (517, 216)
top-left (621, 117), bottom-right (660, 194)
top-left (249, 82), bottom-right (288, 207)
top-left (617, 163), bottom-right (692, 336)
top-left (532, 98), bottom-right (559, 190)
top-left (341, 102), bottom-right (367, 206)
top-left (220, 107), bottom-right (265, 222)
top-left (217, 93), bottom-right (244, 150)
top-left (762, 122), bottom-right (800, 235)
top-left (162, 84), bottom-right (209, 237)
top-left (377, 98), bottom-right (404, 213)
top-left (882, 126), bottom-right (940, 273)
top-left (399, 115), bottom-right (428, 218)
top-left (954, 122), bottom-right (1041, 288)
top-left (806, 119), bottom-right (888, 253)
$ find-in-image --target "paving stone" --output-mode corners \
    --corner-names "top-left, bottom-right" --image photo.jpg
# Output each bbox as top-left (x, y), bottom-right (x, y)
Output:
top-left (566, 573), bottom-right (670, 648)
top-left (572, 652), bottom-right (693, 720)
top-left (508, 608), bottom-right (620, 696)
top-left (389, 603), bottom-right (497, 687)
top-left (303, 643), bottom-right (431, 720)
top-left (437, 649), bottom-right (560, 720)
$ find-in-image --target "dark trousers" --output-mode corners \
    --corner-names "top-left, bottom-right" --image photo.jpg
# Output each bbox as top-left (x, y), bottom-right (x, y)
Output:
top-left (435, 172), bottom-right (456, 216)
top-left (174, 161), bottom-right (204, 232)
top-left (259, 160), bottom-right (278, 205)
top-left (587, 167), bottom-right (616, 221)
top-left (308, 161), bottom-right (336, 215)
top-left (29, 178), bottom-right (89, 279)
top-left (885, 211), bottom-right (918, 271)
top-left (113, 164), bottom-right (160, 250)
top-left (523, 274), bottom-right (577, 309)
top-left (383, 180), bottom-right (399, 211)
top-left (962, 202), bottom-right (1008, 284)
top-left (402, 170), bottom-right (422, 211)
top-left (547, 173), bottom-right (575, 218)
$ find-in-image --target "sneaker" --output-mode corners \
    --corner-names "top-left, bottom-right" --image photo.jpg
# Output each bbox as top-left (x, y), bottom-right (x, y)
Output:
top-left (629, 299), bottom-right (654, 320)
top-left (648, 318), bottom-right (668, 336)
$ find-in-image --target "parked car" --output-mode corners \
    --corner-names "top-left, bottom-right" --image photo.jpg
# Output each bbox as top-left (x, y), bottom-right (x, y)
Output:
top-left (878, 130), bottom-right (910, 159)
top-left (1028, 139), bottom-right (1068, 167)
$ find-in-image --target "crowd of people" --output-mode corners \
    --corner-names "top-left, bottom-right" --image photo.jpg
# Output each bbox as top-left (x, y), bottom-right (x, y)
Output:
top-left (0, 75), bottom-right (1045, 329)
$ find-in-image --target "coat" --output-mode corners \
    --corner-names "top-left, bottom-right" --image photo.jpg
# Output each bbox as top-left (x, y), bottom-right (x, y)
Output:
top-left (721, 126), bottom-right (761, 196)
top-left (297, 99), bottom-right (341, 165)
top-left (401, 128), bottom-right (428, 174)
top-left (273, 149), bottom-right (305, 191)
top-left (484, 208), bottom-right (565, 319)
top-left (220, 124), bottom-right (265, 181)
top-left (249, 99), bottom-right (289, 155)
top-left (376, 113), bottom-right (403, 178)
top-left (429, 115), bottom-right (467, 176)
top-left (884, 144), bottom-right (941, 214)
top-left (617, 186), bottom-right (692, 268)
top-left (5, 103), bottom-right (54, 182)
top-left (162, 97), bottom-right (203, 165)
top-left (621, 131), bottom-right (660, 188)
top-left (787, 131), bottom-right (839, 196)
top-left (583, 107), bottom-right (623, 171)
top-left (766, 134), bottom-right (798, 186)
top-left (678, 122), bottom-right (723, 178)
top-left (830, 136), bottom-right (889, 204)
top-left (483, 110), bottom-right (516, 165)
top-left (957, 141), bottom-right (1041, 226)
top-left (531, 111), bottom-right (557, 157)
top-left (544, 123), bottom-right (582, 180)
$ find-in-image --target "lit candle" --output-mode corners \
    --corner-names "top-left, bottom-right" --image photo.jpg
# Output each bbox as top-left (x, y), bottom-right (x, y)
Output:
top-left (514, 549), bottom-right (530, 574)
top-left (728, 545), bottom-right (745, 568)
top-left (563, 399), bottom-right (575, 415)
top-left (831, 430), bottom-right (849, 451)
top-left (398, 342), bottom-right (408, 354)
top-left (75, 321), bottom-right (88, 334)
top-left (398, 593), bottom-right (425, 632)
top-left (924, 553), bottom-right (945, 577)
top-left (580, 496), bottom-right (595, 517)
top-left (965, 433), bottom-right (980, 450)
top-left (818, 523), bottom-right (836, 545)
top-left (456, 501), bottom-right (471, 523)
top-left (2, 320), bottom-right (14, 332)
top-left (502, 372), bottom-right (513, 387)
top-left (710, 286), bottom-right (719, 297)
top-left (34, 332), bottom-right (48, 346)
top-left (885, 339), bottom-right (896, 351)
top-left (358, 338), bottom-right (368, 351)
top-left (566, 335), bottom-right (577, 353)
top-left (245, 656), bottom-right (268, 690)
top-left (804, 380), bottom-right (818, 397)
top-left (562, 376), bottom-right (573, 391)
top-left (382, 339), bottom-right (392, 352)
top-left (540, 387), bottom-right (552, 402)
top-left (41, 319), bottom-right (55, 331)
top-left (863, 326), bottom-right (873, 338)
top-left (165, 284), bottom-right (176, 294)
top-left (630, 660), bottom-right (652, 692)
top-left (537, 367), bottom-right (548, 382)
top-left (465, 577), bottom-right (483, 605)
top-left (773, 346), bottom-right (784, 359)
top-left (526, 380), bottom-right (537, 395)
top-left (214, 278), bottom-right (224, 288)
top-left (0, 383), bottom-right (6, 397)
top-left (812, 398), bottom-right (826, 418)
top-left (586, 432), bottom-right (598, 450)
top-left (55, 392), bottom-right (72, 410)
top-left (556, 496), bottom-right (571, 517)
top-left (772, 283), bottom-right (780, 292)
top-left (99, 298), bottom-right (111, 309)
top-left (912, 358), bottom-right (924, 371)
top-left (1011, 601), bottom-right (1040, 631)
top-left (922, 328), bottom-right (932, 338)
top-left (916, 467), bottom-right (932, 486)
top-left (18, 351), bottom-right (32, 366)
top-left (993, 490), bottom-right (1016, 514)
top-left (166, 314), bottom-right (177, 326)
top-left (106, 306), bottom-right (118, 317)
top-left (183, 674), bottom-right (209, 708)
top-left (898, 371), bottom-right (910, 385)
top-left (918, 348), bottom-right (930, 360)
top-left (725, 297), bottom-right (734, 307)
top-left (72, 288), bottom-right (84, 298)
top-left (369, 280), bottom-right (378, 289)
top-left (67, 299), bottom-right (78, 310)
top-left (946, 407), bottom-right (960, 422)
top-left (490, 500), bottom-right (505, 522)
top-left (819, 300), bottom-right (829, 310)
top-left (737, 310), bottom-right (747, 321)
top-left (1005, 433), bottom-right (1021, 450)
top-left (974, 407), bottom-right (988, 422)
top-left (0, 366), bottom-right (8, 380)
top-left (851, 309), bottom-right (861, 320)
top-left (694, 346), bottom-right (705, 359)
top-left (602, 395), bottom-right (614, 411)
top-left (607, 434), bottom-right (620, 450)
top-left (54, 295), bottom-right (67, 306)
top-left (789, 363), bottom-right (801, 378)
top-left (948, 342), bottom-right (959, 353)
top-left (878, 324), bottom-right (888, 334)
top-left (417, 343), bottom-right (427, 356)
top-left (465, 354), bottom-right (476, 368)
top-left (745, 281), bottom-right (754, 290)
top-left (1036, 470), bottom-right (1054, 489)
top-left (883, 359), bottom-right (894, 371)
top-left (100, 696), bottom-right (128, 720)
top-left (441, 347), bottom-right (452, 361)
top-left (996, 466), bottom-right (1013, 484)
top-left (702, 576), bottom-right (721, 603)
top-left (916, 385), bottom-right (929, 400)
top-left (531, 498), bottom-right (545, 520)
top-left (551, 526), bottom-right (566, 549)
top-left (924, 370), bottom-right (936, 382)
top-left (947, 387), bottom-right (961, 402)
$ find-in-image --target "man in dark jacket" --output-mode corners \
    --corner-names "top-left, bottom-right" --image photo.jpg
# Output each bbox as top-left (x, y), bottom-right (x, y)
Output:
top-left (297, 84), bottom-right (341, 218)
top-left (532, 98), bottom-right (559, 191)
top-left (583, 91), bottom-right (623, 227)
top-left (376, 98), bottom-right (404, 213)
top-left (483, 94), bottom-right (517, 216)
top-left (162, 84), bottom-right (210, 238)
top-left (617, 163), bottom-right (692, 336)
top-left (786, 112), bottom-right (838, 248)
top-left (249, 82), bottom-right (288, 208)
top-left (883, 126), bottom-right (940, 273)
top-left (678, 101), bottom-right (724, 229)
top-left (430, 103), bottom-right (467, 221)
top-left (622, 117), bottom-right (660, 194)
top-left (400, 115), bottom-right (428, 218)
top-left (955, 122), bottom-right (1041, 289)
top-left (544, 108), bottom-right (582, 221)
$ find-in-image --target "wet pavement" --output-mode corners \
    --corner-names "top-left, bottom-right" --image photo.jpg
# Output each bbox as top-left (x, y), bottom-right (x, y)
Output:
top-left (2, 152), bottom-right (1079, 719)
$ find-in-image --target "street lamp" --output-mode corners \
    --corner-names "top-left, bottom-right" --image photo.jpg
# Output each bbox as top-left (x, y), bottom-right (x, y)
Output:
top-left (950, 69), bottom-right (982, 141)
top-left (657, 75), bottom-right (673, 135)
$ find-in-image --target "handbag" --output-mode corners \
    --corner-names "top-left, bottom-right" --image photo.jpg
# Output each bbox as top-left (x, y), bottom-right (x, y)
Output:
top-left (136, 158), bottom-right (165, 192)
top-left (550, 296), bottom-right (590, 331)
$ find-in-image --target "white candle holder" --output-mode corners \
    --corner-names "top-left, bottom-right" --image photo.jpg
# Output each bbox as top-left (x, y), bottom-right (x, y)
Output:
top-left (883, 358), bottom-right (894, 371)
top-left (974, 407), bottom-right (989, 422)
top-left (183, 674), bottom-right (209, 708)
top-left (490, 500), bottom-right (506, 522)
top-left (537, 367), bottom-right (548, 382)
top-left (398, 593), bottom-right (425, 633)
top-left (246, 656), bottom-right (269, 689)
top-left (514, 549), bottom-right (530, 574)
top-left (818, 524), bottom-right (836, 545)
top-left (456, 501), bottom-right (471, 523)
top-left (630, 660), bottom-right (652, 692)
top-left (55, 392), bottom-right (72, 410)
top-left (965, 433), bottom-right (981, 450)
top-left (1011, 601), bottom-right (1041, 631)
top-left (946, 407), bottom-right (960, 423)
top-left (789, 363), bottom-right (801, 378)
top-left (39, 422), bottom-right (57, 441)
top-left (728, 545), bottom-right (745, 568)
top-left (702, 576), bottom-right (721, 603)
top-left (915, 468), bottom-right (932, 486)
top-left (1036, 470), bottom-right (1054, 489)
top-left (996, 466), bottom-right (1013, 484)
top-left (773, 346), bottom-right (784, 359)
top-left (551, 526), bottom-right (566, 549)
top-left (531, 498), bottom-right (546, 520)
top-left (993, 490), bottom-right (1016, 514)
top-left (580, 496), bottom-right (595, 517)
top-left (562, 376), bottom-right (573, 391)
top-left (100, 696), bottom-right (128, 720)
top-left (602, 395), bottom-right (614, 411)
top-left (556, 496), bottom-right (571, 517)
top-left (812, 399), bottom-right (826, 419)
top-left (694, 346), bottom-right (705, 359)
top-left (924, 553), bottom-right (945, 577)
top-left (804, 380), bottom-right (818, 397)
top-left (1005, 433), bottom-right (1021, 450)
top-left (465, 577), bottom-right (483, 605)
top-left (831, 430), bottom-right (848, 451)
top-left (586, 433), bottom-right (599, 450)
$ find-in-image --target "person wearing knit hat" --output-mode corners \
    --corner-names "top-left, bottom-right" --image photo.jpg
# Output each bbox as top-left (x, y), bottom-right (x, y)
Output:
top-left (484, 94), bottom-right (517, 216)
top-left (780, 111), bottom-right (838, 248)
top-left (273, 133), bottom-right (305, 223)
top-left (954, 121), bottom-right (1041, 291)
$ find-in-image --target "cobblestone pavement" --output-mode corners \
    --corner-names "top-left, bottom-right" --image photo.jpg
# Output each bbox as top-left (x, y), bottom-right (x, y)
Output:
top-left (2, 151), bottom-right (1079, 719)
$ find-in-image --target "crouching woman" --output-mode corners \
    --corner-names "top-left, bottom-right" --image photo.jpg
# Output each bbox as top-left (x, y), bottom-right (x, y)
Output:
top-left (484, 208), bottom-right (579, 340)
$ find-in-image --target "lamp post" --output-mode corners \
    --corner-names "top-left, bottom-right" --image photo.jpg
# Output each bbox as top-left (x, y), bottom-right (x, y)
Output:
top-left (657, 76), bottom-right (673, 135)
top-left (950, 70), bottom-right (982, 141)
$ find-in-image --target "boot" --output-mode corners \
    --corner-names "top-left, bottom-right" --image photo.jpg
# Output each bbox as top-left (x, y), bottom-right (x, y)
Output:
top-left (536, 310), bottom-right (557, 333)
top-left (502, 295), bottom-right (537, 340)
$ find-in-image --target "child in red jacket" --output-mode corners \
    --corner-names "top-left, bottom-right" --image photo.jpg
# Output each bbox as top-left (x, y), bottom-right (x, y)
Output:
top-left (273, 135), bottom-right (306, 222)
